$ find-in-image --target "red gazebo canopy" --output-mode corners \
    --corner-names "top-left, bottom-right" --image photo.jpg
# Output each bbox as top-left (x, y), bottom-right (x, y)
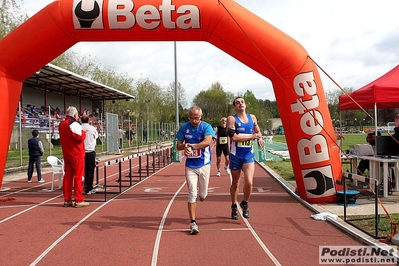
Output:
top-left (339, 65), bottom-right (399, 110)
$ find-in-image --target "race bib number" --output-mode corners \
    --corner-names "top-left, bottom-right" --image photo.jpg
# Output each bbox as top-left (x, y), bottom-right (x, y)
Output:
top-left (188, 149), bottom-right (201, 158)
top-left (219, 137), bottom-right (228, 144)
top-left (238, 140), bottom-right (252, 148)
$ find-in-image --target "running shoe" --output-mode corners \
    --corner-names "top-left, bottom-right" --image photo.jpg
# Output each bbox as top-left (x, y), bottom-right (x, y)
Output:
top-left (225, 167), bottom-right (231, 175)
top-left (231, 203), bottom-right (238, 220)
top-left (240, 201), bottom-right (250, 219)
top-left (189, 222), bottom-right (199, 235)
top-left (63, 201), bottom-right (75, 207)
top-left (87, 189), bottom-right (97, 195)
top-left (199, 196), bottom-right (205, 202)
top-left (216, 170), bottom-right (221, 177)
top-left (38, 179), bottom-right (45, 183)
top-left (27, 179), bottom-right (32, 183)
top-left (75, 201), bottom-right (90, 208)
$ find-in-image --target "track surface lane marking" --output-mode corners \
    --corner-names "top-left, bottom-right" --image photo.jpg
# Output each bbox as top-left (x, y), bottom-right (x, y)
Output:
top-left (162, 227), bottom-right (251, 232)
top-left (0, 195), bottom-right (62, 224)
top-left (151, 166), bottom-right (282, 266)
top-left (151, 181), bottom-right (186, 266)
top-left (228, 168), bottom-right (282, 265)
top-left (237, 204), bottom-right (282, 266)
top-left (0, 157), bottom-right (149, 220)
top-left (29, 162), bottom-right (172, 266)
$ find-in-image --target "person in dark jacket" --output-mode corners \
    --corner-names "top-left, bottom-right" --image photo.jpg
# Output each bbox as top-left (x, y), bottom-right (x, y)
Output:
top-left (27, 129), bottom-right (45, 183)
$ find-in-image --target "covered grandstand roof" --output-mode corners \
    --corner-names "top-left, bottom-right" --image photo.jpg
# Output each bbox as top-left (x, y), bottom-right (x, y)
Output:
top-left (23, 64), bottom-right (135, 101)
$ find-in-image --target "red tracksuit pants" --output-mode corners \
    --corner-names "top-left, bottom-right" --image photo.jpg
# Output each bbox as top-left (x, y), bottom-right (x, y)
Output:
top-left (63, 158), bottom-right (85, 203)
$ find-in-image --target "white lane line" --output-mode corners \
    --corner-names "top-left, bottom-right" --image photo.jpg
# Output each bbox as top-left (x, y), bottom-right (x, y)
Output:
top-left (229, 170), bottom-right (282, 265)
top-left (0, 195), bottom-right (63, 224)
top-left (0, 161), bottom-right (145, 219)
top-left (151, 181), bottom-right (186, 266)
top-left (221, 228), bottom-right (250, 231)
top-left (0, 171), bottom-right (119, 221)
top-left (1, 183), bottom-right (49, 197)
top-left (239, 210), bottom-right (282, 265)
top-left (29, 163), bottom-right (173, 266)
top-left (1, 156), bottom-right (151, 198)
top-left (162, 227), bottom-right (250, 232)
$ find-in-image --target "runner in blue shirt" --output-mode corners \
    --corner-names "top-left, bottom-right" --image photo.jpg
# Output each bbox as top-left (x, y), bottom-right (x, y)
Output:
top-left (227, 97), bottom-right (265, 220)
top-left (176, 106), bottom-right (215, 235)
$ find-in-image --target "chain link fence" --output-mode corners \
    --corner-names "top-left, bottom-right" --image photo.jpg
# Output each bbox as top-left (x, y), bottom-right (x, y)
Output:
top-left (7, 110), bottom-right (178, 172)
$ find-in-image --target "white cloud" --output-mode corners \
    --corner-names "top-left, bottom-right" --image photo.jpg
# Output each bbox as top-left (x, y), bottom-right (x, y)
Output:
top-left (20, 0), bottom-right (399, 106)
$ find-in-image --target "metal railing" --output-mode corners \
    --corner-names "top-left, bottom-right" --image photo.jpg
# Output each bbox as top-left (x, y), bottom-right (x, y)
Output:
top-left (7, 114), bottom-right (178, 172)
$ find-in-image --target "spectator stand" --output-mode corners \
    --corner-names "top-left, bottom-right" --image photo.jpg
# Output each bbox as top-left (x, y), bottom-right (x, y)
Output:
top-left (8, 63), bottom-right (135, 171)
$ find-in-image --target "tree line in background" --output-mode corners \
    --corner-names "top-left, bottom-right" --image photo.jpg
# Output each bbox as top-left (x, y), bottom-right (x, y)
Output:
top-left (52, 51), bottom-right (280, 131)
top-left (2, 1), bottom-right (397, 133)
top-left (0, 0), bottom-right (26, 37)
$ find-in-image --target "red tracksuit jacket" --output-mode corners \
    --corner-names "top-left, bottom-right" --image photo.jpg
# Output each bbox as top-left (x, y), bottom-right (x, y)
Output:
top-left (59, 116), bottom-right (86, 162)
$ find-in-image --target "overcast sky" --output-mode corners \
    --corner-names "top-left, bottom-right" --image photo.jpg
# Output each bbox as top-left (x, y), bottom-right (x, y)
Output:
top-left (20, 0), bottom-right (399, 107)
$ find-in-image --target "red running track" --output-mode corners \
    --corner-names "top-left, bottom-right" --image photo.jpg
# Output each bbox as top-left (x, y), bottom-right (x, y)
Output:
top-left (0, 152), bottom-right (378, 266)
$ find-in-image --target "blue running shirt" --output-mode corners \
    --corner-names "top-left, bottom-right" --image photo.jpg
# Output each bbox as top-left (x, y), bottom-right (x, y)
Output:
top-left (176, 121), bottom-right (215, 168)
top-left (230, 114), bottom-right (255, 159)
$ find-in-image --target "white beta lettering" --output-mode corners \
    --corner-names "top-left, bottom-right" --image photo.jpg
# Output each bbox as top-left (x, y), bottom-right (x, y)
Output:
top-left (291, 71), bottom-right (329, 165)
top-left (108, 0), bottom-right (134, 29)
top-left (300, 110), bottom-right (323, 135)
top-left (291, 71), bottom-right (319, 114)
top-left (136, 5), bottom-right (160, 29)
top-left (297, 135), bottom-right (329, 164)
top-left (108, 0), bottom-right (200, 30)
top-left (293, 71), bottom-right (317, 96)
top-left (290, 95), bottom-right (320, 114)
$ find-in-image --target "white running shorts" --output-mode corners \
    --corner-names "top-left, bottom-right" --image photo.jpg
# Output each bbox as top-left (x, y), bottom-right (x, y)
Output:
top-left (185, 164), bottom-right (211, 203)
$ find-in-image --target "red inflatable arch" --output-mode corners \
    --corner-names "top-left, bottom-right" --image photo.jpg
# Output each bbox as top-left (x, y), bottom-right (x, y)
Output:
top-left (0, 0), bottom-right (342, 203)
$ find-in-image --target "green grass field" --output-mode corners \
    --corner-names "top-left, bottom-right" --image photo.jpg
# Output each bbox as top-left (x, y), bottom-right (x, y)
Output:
top-left (269, 133), bottom-right (399, 238)
top-left (272, 133), bottom-right (369, 152)
top-left (266, 133), bottom-right (369, 181)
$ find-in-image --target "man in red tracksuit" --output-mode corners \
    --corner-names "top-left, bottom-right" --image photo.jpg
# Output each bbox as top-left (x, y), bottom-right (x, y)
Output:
top-left (59, 106), bottom-right (89, 208)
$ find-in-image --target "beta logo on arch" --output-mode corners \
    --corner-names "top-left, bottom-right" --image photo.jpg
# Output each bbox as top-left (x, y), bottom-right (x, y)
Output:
top-left (73, 0), bottom-right (201, 30)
